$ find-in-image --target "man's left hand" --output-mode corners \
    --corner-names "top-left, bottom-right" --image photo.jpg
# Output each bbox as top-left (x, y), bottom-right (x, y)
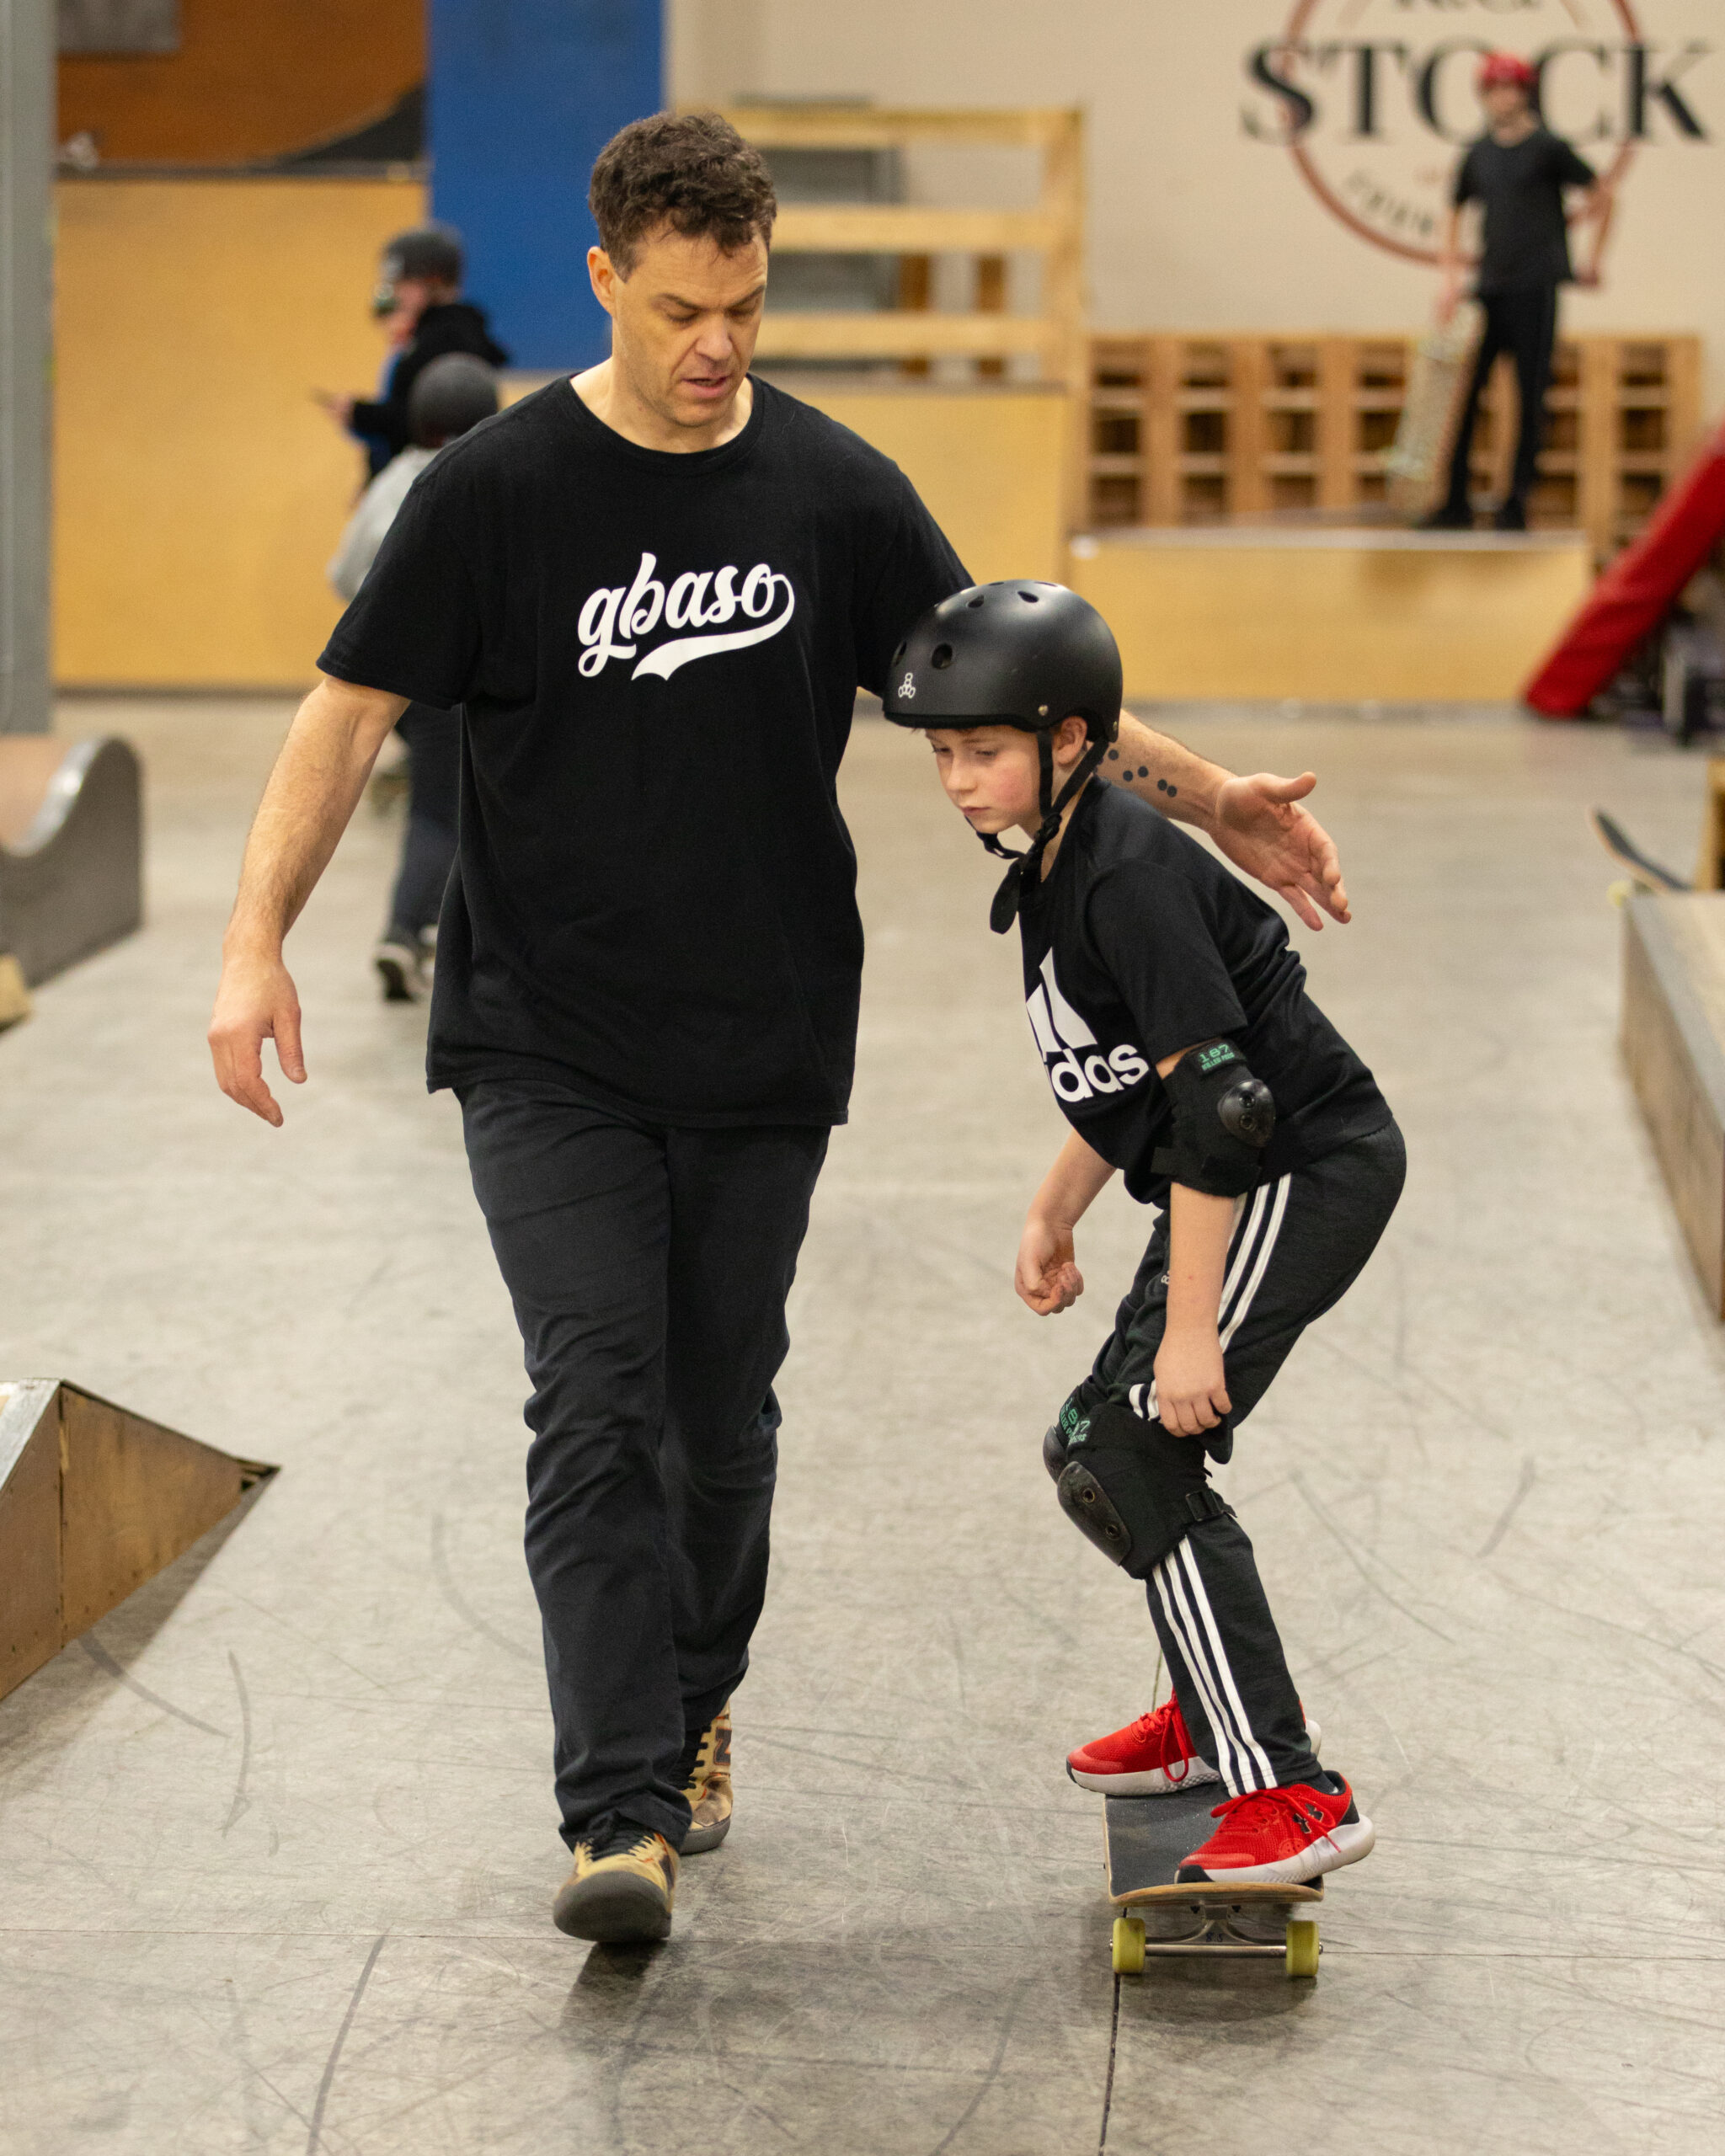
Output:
top-left (1213, 771), bottom-right (1350, 930)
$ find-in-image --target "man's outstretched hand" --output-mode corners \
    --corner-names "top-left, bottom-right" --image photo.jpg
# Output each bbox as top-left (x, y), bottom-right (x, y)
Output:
top-left (208, 948), bottom-right (306, 1127)
top-left (1212, 771), bottom-right (1350, 931)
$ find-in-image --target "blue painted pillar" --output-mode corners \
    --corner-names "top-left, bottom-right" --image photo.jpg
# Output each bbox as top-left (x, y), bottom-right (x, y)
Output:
top-left (428, 2), bottom-right (664, 372)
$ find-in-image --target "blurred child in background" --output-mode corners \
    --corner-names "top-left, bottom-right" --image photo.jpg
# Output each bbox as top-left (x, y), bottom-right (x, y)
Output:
top-left (318, 225), bottom-right (510, 481)
top-left (328, 353), bottom-right (500, 1000)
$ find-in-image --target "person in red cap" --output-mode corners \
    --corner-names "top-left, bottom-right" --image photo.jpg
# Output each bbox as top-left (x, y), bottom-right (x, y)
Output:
top-left (1422, 51), bottom-right (1615, 531)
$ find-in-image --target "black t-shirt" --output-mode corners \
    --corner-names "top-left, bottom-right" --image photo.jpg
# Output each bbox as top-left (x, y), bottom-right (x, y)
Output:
top-left (1017, 781), bottom-right (1390, 1204)
top-left (320, 376), bottom-right (968, 1123)
top-left (1454, 128), bottom-right (1596, 293)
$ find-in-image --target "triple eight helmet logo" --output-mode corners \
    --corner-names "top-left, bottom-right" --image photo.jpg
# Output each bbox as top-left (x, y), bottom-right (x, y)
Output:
top-left (1027, 951), bottom-right (1150, 1105)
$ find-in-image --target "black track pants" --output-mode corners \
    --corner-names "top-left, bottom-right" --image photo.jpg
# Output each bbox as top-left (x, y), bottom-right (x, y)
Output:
top-left (1068, 1122), bottom-right (1406, 1795)
top-left (1441, 283), bottom-right (1559, 517)
top-left (386, 704), bottom-right (459, 942)
top-left (460, 1080), bottom-right (828, 1849)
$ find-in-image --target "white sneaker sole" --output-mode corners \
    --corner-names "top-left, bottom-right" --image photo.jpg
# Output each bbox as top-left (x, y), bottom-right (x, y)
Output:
top-left (1066, 1717), bottom-right (1320, 1799)
top-left (1067, 1758), bottom-right (1223, 1796)
top-left (1182, 1813), bottom-right (1375, 1889)
top-left (374, 944), bottom-right (422, 1003)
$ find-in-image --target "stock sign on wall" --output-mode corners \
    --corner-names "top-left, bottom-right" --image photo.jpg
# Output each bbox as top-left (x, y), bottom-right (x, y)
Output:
top-left (1243, 0), bottom-right (1712, 264)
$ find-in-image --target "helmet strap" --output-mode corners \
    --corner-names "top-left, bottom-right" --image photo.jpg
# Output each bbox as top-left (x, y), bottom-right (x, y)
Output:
top-left (983, 729), bottom-right (1111, 935)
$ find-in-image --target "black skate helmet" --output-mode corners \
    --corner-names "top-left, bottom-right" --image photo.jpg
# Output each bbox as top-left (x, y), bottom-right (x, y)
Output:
top-left (882, 580), bottom-right (1123, 931)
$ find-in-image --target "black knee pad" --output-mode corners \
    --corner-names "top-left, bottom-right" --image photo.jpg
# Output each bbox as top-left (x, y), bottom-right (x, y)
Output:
top-left (1043, 1397), bottom-right (1233, 1579)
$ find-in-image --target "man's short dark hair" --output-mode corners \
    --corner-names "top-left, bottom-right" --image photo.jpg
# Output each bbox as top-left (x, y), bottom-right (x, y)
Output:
top-left (589, 111), bottom-right (777, 274)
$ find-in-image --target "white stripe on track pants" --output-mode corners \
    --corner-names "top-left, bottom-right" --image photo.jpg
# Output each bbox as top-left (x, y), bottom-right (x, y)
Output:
top-left (1066, 1121), bottom-right (1405, 1796)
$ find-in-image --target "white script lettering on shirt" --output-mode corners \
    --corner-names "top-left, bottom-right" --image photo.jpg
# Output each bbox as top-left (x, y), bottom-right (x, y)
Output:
top-left (1025, 950), bottom-right (1151, 1105)
top-left (577, 552), bottom-right (796, 681)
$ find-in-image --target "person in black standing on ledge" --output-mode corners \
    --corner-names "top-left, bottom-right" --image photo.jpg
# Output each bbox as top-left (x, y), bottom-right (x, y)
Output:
top-left (316, 225), bottom-right (510, 480)
top-left (1422, 51), bottom-right (1614, 532)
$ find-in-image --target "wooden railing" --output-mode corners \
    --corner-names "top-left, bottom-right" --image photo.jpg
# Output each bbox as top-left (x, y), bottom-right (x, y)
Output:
top-left (716, 104), bottom-right (1086, 396)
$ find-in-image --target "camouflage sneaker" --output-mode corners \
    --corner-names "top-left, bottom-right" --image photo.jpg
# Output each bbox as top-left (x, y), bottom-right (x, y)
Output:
top-left (552, 1823), bottom-right (677, 1942)
top-left (681, 1704), bottom-right (734, 1854)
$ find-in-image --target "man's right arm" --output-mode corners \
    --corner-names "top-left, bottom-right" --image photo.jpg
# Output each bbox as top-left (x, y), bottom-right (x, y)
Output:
top-left (208, 674), bottom-right (407, 1124)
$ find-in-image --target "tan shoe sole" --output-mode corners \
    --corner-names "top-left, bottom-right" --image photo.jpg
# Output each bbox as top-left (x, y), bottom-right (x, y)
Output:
top-left (681, 1803), bottom-right (732, 1855)
top-left (552, 1868), bottom-right (672, 1943)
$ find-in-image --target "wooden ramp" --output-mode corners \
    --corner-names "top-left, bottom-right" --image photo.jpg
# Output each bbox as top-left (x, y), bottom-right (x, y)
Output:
top-left (0, 1380), bottom-right (274, 1703)
top-left (1622, 894), bottom-right (1725, 1316)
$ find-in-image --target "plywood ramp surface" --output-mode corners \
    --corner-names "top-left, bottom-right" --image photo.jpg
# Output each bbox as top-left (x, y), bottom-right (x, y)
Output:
top-left (1621, 895), bottom-right (1725, 1317)
top-left (1070, 528), bottom-right (1593, 702)
top-left (0, 1381), bottom-right (273, 1704)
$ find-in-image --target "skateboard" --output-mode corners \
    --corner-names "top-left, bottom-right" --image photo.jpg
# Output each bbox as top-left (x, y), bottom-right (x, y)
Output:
top-left (1590, 808), bottom-right (1690, 900)
top-left (1384, 305), bottom-right (1481, 518)
top-left (1103, 1785), bottom-right (1322, 1978)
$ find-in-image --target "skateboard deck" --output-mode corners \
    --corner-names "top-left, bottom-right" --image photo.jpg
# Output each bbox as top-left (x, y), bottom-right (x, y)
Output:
top-left (1384, 306), bottom-right (1481, 516)
top-left (1103, 1786), bottom-right (1322, 1977)
top-left (1591, 808), bottom-right (1690, 897)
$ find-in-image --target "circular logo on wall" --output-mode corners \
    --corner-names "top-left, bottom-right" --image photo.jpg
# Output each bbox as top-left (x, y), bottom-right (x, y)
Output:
top-left (1242, 0), bottom-right (1693, 264)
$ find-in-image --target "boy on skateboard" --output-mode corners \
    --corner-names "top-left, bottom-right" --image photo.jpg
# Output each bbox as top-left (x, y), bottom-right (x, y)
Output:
top-left (884, 584), bottom-right (1404, 1888)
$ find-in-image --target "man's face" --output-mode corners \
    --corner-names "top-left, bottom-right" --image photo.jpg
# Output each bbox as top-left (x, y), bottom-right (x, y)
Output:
top-left (1481, 82), bottom-right (1530, 128)
top-left (589, 225), bottom-right (769, 433)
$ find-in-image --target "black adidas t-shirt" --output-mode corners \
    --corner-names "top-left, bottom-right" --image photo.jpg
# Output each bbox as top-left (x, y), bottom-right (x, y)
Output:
top-left (1017, 781), bottom-right (1389, 1204)
top-left (320, 377), bottom-right (967, 1123)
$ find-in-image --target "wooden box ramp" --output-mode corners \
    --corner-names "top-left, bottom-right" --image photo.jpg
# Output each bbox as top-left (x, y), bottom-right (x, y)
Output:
top-left (0, 1380), bottom-right (275, 1704)
top-left (1621, 894), bottom-right (1725, 1317)
top-left (0, 736), bottom-right (143, 1000)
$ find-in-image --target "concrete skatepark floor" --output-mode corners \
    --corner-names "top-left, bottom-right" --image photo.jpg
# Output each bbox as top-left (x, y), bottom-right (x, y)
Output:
top-left (2, 697), bottom-right (1722, 2154)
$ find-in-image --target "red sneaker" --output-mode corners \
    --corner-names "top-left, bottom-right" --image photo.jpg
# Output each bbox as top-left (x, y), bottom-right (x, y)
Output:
top-left (1065, 1701), bottom-right (1322, 1797)
top-left (1178, 1778), bottom-right (1374, 1887)
top-left (1065, 1698), bottom-right (1220, 1796)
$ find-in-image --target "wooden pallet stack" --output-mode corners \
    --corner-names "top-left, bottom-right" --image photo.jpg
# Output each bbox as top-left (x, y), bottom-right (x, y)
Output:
top-left (1087, 333), bottom-right (1703, 559)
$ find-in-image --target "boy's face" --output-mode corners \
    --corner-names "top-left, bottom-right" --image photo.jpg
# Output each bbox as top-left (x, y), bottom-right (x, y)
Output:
top-left (926, 718), bottom-right (1088, 838)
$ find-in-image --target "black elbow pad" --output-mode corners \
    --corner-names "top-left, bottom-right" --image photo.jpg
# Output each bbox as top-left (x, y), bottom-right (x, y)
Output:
top-left (1151, 1040), bottom-right (1275, 1197)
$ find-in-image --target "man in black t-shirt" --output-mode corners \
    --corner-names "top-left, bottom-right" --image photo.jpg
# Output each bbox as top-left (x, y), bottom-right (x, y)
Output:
top-left (1423, 52), bottom-right (1613, 531)
top-left (886, 585), bottom-right (1404, 1891)
top-left (209, 114), bottom-right (1359, 1948)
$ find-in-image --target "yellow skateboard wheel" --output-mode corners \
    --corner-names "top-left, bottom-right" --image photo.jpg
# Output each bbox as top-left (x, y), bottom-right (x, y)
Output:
top-left (1112, 1916), bottom-right (1146, 1974)
top-left (1285, 1915), bottom-right (1319, 1978)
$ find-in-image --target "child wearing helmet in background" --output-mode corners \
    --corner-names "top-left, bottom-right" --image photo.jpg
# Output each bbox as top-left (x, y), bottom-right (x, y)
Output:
top-left (884, 583), bottom-right (1405, 1888)
top-left (328, 353), bottom-right (500, 1001)
top-left (1422, 50), bottom-right (1615, 532)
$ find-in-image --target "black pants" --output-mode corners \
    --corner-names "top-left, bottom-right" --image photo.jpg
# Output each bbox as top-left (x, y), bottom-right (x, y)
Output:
top-left (460, 1080), bottom-right (828, 1850)
top-left (386, 704), bottom-right (460, 942)
top-left (1441, 284), bottom-right (1559, 517)
top-left (1064, 1122), bottom-right (1406, 1795)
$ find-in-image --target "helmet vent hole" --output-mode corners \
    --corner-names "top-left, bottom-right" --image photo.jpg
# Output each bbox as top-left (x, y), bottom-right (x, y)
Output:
top-left (1018, 590), bottom-right (1041, 602)
top-left (966, 595), bottom-right (985, 609)
top-left (931, 643), bottom-right (954, 670)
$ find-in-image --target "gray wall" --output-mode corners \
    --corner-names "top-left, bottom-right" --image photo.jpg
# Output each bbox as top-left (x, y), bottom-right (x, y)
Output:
top-left (1, 0), bottom-right (52, 734)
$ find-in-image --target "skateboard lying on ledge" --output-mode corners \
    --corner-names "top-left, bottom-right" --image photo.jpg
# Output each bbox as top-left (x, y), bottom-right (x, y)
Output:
top-left (1590, 808), bottom-right (1690, 897)
top-left (1103, 1785), bottom-right (1322, 1978)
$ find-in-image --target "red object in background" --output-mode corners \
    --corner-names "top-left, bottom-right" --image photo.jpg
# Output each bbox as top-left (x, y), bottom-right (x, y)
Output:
top-left (1525, 421), bottom-right (1725, 716)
